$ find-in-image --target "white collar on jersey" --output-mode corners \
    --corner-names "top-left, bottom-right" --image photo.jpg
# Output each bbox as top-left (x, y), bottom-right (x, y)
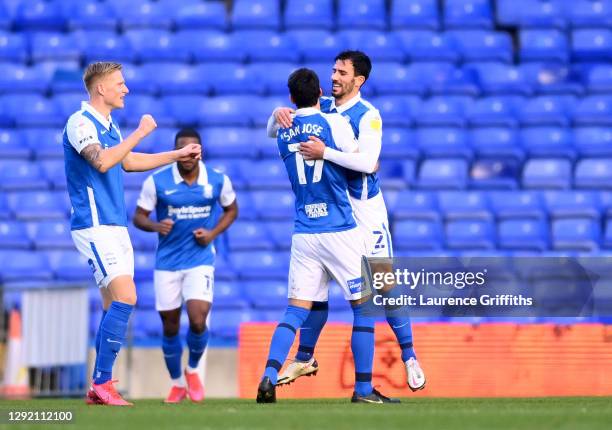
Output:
top-left (81, 101), bottom-right (114, 131)
top-left (172, 161), bottom-right (208, 185)
top-left (329, 92), bottom-right (362, 114)
top-left (294, 107), bottom-right (320, 116)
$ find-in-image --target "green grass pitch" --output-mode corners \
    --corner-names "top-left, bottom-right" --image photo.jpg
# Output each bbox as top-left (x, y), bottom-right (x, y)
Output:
top-left (0, 397), bottom-right (611, 430)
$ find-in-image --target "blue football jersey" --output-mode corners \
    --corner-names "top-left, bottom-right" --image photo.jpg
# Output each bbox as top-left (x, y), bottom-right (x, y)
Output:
top-left (137, 162), bottom-right (236, 271)
top-left (277, 107), bottom-right (358, 234)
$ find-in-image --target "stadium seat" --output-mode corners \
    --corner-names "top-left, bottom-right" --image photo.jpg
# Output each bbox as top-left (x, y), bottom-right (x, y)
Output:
top-left (288, 30), bottom-right (345, 62)
top-left (543, 191), bottom-right (601, 220)
top-left (0, 129), bottom-right (30, 159)
top-left (603, 219), bottom-right (612, 249)
top-left (466, 96), bottom-right (522, 128)
top-left (518, 0), bottom-right (567, 29)
top-left (372, 95), bottom-right (419, 127)
top-left (39, 160), bottom-right (66, 189)
top-left (468, 63), bottom-right (532, 96)
top-left (76, 31), bottom-right (135, 64)
top-left (185, 31), bottom-right (245, 63)
top-left (373, 62), bottom-right (453, 97)
top-left (438, 191), bottom-right (492, 221)
top-left (339, 30), bottom-right (404, 62)
top-left (242, 160), bottom-right (288, 189)
top-left (445, 220), bottom-right (495, 250)
top-left (127, 225), bottom-right (157, 252)
top-left (415, 127), bottom-right (472, 159)
top-left (50, 250), bottom-right (94, 283)
top-left (1, 250), bottom-right (53, 282)
top-left (498, 219), bottom-right (548, 252)
top-left (469, 127), bottom-right (523, 161)
top-left (65, 0), bottom-right (116, 31)
top-left (574, 158), bottom-right (612, 189)
top-left (572, 29), bottom-right (612, 62)
top-left (243, 281), bottom-right (287, 310)
top-left (302, 62), bottom-right (334, 95)
top-left (397, 31), bottom-right (460, 63)
top-left (417, 158), bottom-right (468, 189)
top-left (522, 158), bottom-right (572, 189)
top-left (247, 62), bottom-right (297, 95)
top-left (6, 95), bottom-right (62, 127)
top-left (573, 95), bottom-right (612, 126)
top-left (444, 0), bottom-right (493, 29)
top-left (337, 0), bottom-right (386, 30)
top-left (569, 0), bottom-right (612, 28)
top-left (24, 128), bottom-right (69, 160)
top-left (31, 220), bottom-right (73, 250)
top-left (586, 65), bottom-right (612, 93)
top-left (520, 127), bottom-right (575, 159)
top-left (201, 96), bottom-right (256, 127)
top-left (214, 281), bottom-right (248, 310)
top-left (227, 221), bottom-right (275, 251)
top-left (0, 221), bottom-right (30, 249)
top-left (415, 97), bottom-right (471, 127)
top-left (0, 64), bottom-right (49, 93)
top-left (207, 159), bottom-right (246, 190)
top-left (123, 170), bottom-right (150, 191)
top-left (231, 0), bottom-right (280, 30)
top-left (54, 92), bottom-right (86, 119)
top-left (552, 219), bottom-right (600, 252)
top-left (469, 159), bottom-right (521, 189)
top-left (115, 94), bottom-right (175, 128)
top-left (7, 191), bottom-right (68, 220)
top-left (0, 4), bottom-right (9, 31)
top-left (164, 95), bottom-right (207, 126)
top-left (519, 96), bottom-right (576, 127)
top-left (249, 95), bottom-right (290, 128)
top-left (390, 0), bottom-right (439, 30)
top-left (382, 128), bottom-right (419, 159)
top-left (489, 191), bottom-right (545, 220)
top-left (0, 160), bottom-right (48, 191)
top-left (112, 0), bottom-right (173, 30)
top-left (236, 31), bottom-right (299, 62)
top-left (14, 0), bottom-right (65, 31)
top-left (285, 0), bottom-right (334, 29)
top-left (263, 220), bottom-right (293, 250)
top-left (210, 309), bottom-right (256, 339)
top-left (429, 67), bottom-right (480, 97)
top-left (450, 30), bottom-right (513, 63)
top-left (390, 191), bottom-right (439, 221)
top-left (252, 190), bottom-right (294, 220)
top-left (133, 252), bottom-right (155, 282)
top-left (519, 29), bottom-right (569, 63)
top-left (201, 128), bottom-right (259, 159)
top-left (125, 30), bottom-right (190, 63)
top-left (393, 220), bottom-right (443, 250)
top-left (193, 62), bottom-right (255, 95)
top-left (231, 251), bottom-right (288, 280)
top-left (520, 62), bottom-right (584, 96)
top-left (378, 159), bottom-right (411, 190)
top-left (0, 31), bottom-right (27, 62)
top-left (573, 127), bottom-right (612, 157)
top-left (30, 32), bottom-right (81, 62)
top-left (173, 1), bottom-right (227, 30)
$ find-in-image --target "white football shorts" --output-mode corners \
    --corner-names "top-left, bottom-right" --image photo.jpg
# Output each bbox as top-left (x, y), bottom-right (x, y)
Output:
top-left (71, 225), bottom-right (134, 289)
top-left (351, 191), bottom-right (394, 260)
top-left (153, 265), bottom-right (214, 311)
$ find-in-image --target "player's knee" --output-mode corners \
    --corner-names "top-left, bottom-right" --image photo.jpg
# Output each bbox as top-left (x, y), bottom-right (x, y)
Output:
top-left (162, 323), bottom-right (180, 337)
top-left (114, 293), bottom-right (137, 306)
top-left (189, 318), bottom-right (206, 334)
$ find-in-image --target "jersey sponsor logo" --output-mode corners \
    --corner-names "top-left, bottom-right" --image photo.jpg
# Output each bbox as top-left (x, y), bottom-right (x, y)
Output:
top-left (168, 205), bottom-right (212, 220)
top-left (203, 184), bottom-right (213, 199)
top-left (304, 202), bottom-right (328, 219)
top-left (347, 277), bottom-right (364, 295)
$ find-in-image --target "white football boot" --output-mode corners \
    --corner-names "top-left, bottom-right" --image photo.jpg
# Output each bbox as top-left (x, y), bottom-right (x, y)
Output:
top-left (406, 357), bottom-right (426, 391)
top-left (276, 357), bottom-right (318, 386)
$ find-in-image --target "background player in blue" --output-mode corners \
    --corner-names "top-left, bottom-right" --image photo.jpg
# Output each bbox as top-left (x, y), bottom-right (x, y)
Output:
top-left (133, 128), bottom-right (238, 404)
top-left (267, 51), bottom-right (426, 392)
top-left (64, 62), bottom-right (201, 406)
top-left (257, 68), bottom-right (398, 404)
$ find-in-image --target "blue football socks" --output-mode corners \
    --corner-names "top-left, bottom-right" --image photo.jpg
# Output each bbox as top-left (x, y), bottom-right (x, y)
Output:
top-left (295, 301), bottom-right (328, 362)
top-left (162, 334), bottom-right (183, 379)
top-left (93, 301), bottom-right (133, 385)
top-left (186, 327), bottom-right (209, 369)
top-left (352, 302), bottom-right (375, 397)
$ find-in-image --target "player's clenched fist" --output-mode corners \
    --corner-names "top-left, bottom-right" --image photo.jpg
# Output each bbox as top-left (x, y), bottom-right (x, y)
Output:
top-left (156, 218), bottom-right (174, 236)
top-left (138, 114), bottom-right (157, 136)
top-left (176, 143), bottom-right (202, 161)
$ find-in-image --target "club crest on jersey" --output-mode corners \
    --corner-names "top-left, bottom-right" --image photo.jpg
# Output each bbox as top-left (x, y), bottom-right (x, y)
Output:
top-left (203, 184), bottom-right (213, 199)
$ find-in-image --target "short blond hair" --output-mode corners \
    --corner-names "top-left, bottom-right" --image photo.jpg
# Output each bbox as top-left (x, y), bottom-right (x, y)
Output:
top-left (83, 62), bottom-right (122, 93)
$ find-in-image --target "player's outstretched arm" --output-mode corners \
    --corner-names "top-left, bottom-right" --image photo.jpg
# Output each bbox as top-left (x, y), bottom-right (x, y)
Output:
top-left (122, 142), bottom-right (201, 172)
top-left (80, 114), bottom-right (157, 173)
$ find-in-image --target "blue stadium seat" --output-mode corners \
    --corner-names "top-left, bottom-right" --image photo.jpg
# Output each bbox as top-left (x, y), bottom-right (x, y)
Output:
top-left (339, 30), bottom-right (404, 62)
top-left (227, 221), bottom-right (274, 251)
top-left (207, 159), bottom-right (246, 190)
top-left (31, 220), bottom-right (72, 250)
top-left (0, 3), bottom-right (9, 30)
top-left (444, 0), bottom-right (493, 29)
top-left (284, 0), bottom-right (334, 30)
top-left (76, 31), bottom-right (135, 63)
top-left (393, 220), bottom-right (443, 250)
top-left (337, 0), bottom-right (386, 30)
top-left (0, 221), bottom-right (30, 249)
top-left (587, 65), bottom-right (612, 93)
top-left (371, 95), bottom-right (419, 126)
top-left (7, 191), bottom-right (68, 220)
top-left (125, 30), bottom-right (190, 63)
top-left (417, 158), bottom-right (468, 189)
top-left (438, 191), bottom-right (492, 221)
top-left (133, 252), bottom-right (155, 282)
top-left (201, 127), bottom-right (258, 159)
top-left (450, 30), bottom-right (512, 63)
top-left (214, 281), bottom-right (248, 310)
top-left (252, 190), bottom-right (294, 220)
top-left (127, 225), bottom-right (157, 252)
top-left (391, 0), bottom-right (439, 30)
top-left (469, 127), bottom-right (523, 161)
top-left (552, 219), bottom-right (600, 252)
top-left (520, 62), bottom-right (584, 96)
top-left (39, 160), bottom-right (66, 189)
top-left (232, 0), bottom-right (280, 30)
top-left (14, 0), bottom-right (64, 31)
top-left (522, 158), bottom-right (572, 189)
top-left (195, 62), bottom-right (258, 95)
top-left (164, 95), bottom-right (207, 126)
top-left (469, 159), bottom-right (520, 189)
top-left (0, 160), bottom-right (48, 191)
top-left (231, 251), bottom-right (288, 280)
top-left (243, 281), bottom-right (287, 310)
top-left (243, 160), bottom-right (288, 189)
top-left (114, 94), bottom-right (175, 128)
top-left (252, 126), bottom-right (278, 159)
top-left (65, 0), bottom-right (116, 31)
top-left (520, 127), bottom-right (574, 159)
top-left (603, 219), bottom-right (612, 249)
top-left (54, 92), bottom-right (86, 119)
top-left (0, 31), bottom-right (27, 62)
top-left (0, 129), bottom-right (29, 159)
top-left (574, 158), bottom-right (612, 189)
top-left (573, 96), bottom-right (612, 126)
top-left (302, 62), bottom-right (333, 94)
top-left (201, 96), bottom-right (256, 127)
top-left (445, 219), bottom-right (495, 250)
top-left (468, 63), bottom-right (532, 96)
top-left (0, 251), bottom-right (53, 282)
top-left (466, 96), bottom-right (522, 127)
top-left (134, 281), bottom-right (155, 309)
top-left (519, 96), bottom-right (576, 127)
top-left (50, 250), bottom-right (94, 282)
top-left (184, 31), bottom-right (245, 63)
top-left (569, 0), bottom-right (612, 28)
top-left (30, 32), bottom-right (80, 62)
top-left (24, 128), bottom-right (68, 160)
top-left (490, 192), bottom-right (545, 220)
top-left (248, 62), bottom-right (297, 95)
top-left (397, 31), bottom-right (459, 62)
top-left (288, 30), bottom-right (345, 62)
top-left (382, 128), bottom-right (419, 159)
top-left (572, 29), bottom-right (612, 62)
top-left (518, 0), bottom-right (567, 29)
top-left (173, 1), bottom-right (227, 30)
top-left (544, 191), bottom-right (601, 220)
top-left (248, 95), bottom-right (288, 128)
top-left (415, 96), bottom-right (470, 127)
top-left (5, 94), bottom-right (62, 127)
top-left (263, 220), bottom-right (293, 250)
top-left (110, 0), bottom-right (173, 30)
top-left (519, 29), bottom-right (569, 63)
top-left (498, 219), bottom-right (548, 252)
top-left (123, 170), bottom-right (150, 191)
top-left (370, 63), bottom-right (427, 97)
top-left (210, 309), bottom-right (256, 339)
top-left (415, 127), bottom-right (472, 159)
top-left (573, 126), bottom-right (612, 157)
top-left (378, 159), bottom-right (411, 189)
top-left (236, 31), bottom-right (299, 62)
top-left (0, 64), bottom-right (48, 93)
top-left (429, 67), bottom-right (480, 97)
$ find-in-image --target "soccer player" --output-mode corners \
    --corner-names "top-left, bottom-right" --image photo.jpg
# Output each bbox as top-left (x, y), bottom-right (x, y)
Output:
top-left (133, 128), bottom-right (238, 403)
top-left (267, 51), bottom-right (426, 392)
top-left (257, 68), bottom-right (398, 404)
top-left (63, 62), bottom-right (201, 406)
